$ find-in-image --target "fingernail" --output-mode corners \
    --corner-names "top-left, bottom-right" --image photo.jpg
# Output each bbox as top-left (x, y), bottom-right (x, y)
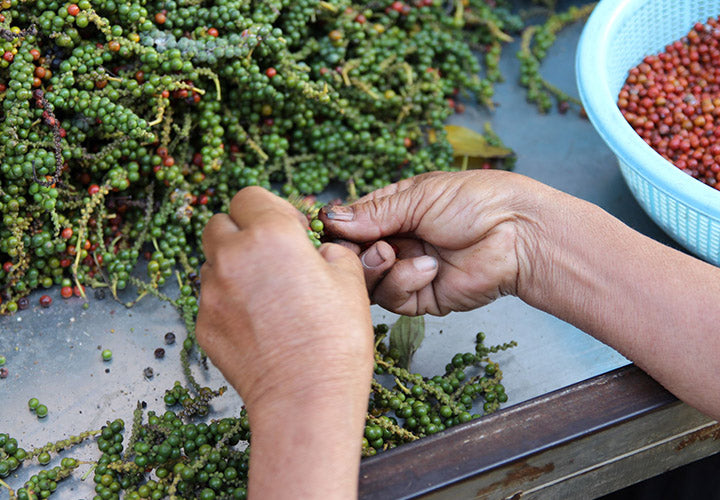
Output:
top-left (413, 255), bottom-right (437, 272)
top-left (361, 246), bottom-right (385, 269)
top-left (322, 205), bottom-right (354, 222)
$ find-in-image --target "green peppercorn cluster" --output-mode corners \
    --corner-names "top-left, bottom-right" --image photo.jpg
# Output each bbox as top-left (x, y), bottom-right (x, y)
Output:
top-left (0, 432), bottom-right (26, 478)
top-left (0, 0), bottom-right (534, 312)
top-left (517, 3), bottom-right (595, 113)
top-left (14, 458), bottom-right (80, 499)
top-left (86, 411), bottom-right (250, 500)
top-left (364, 325), bottom-right (516, 455)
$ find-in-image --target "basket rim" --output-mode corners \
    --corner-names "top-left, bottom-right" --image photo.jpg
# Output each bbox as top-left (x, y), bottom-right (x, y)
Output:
top-left (575, 0), bottom-right (720, 220)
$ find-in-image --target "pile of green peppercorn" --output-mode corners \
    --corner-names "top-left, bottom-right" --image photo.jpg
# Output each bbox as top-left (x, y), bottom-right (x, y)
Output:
top-left (0, 325), bottom-right (515, 499)
top-left (0, 0), bottom-right (531, 312)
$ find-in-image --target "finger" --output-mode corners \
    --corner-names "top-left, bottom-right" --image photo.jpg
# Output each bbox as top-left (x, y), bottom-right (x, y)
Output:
top-left (320, 185), bottom-right (423, 242)
top-left (371, 255), bottom-right (439, 314)
top-left (229, 186), bottom-right (307, 231)
top-left (358, 240), bottom-right (397, 292)
top-left (330, 238), bottom-right (362, 255)
top-left (317, 243), bottom-right (367, 292)
top-left (201, 214), bottom-right (241, 266)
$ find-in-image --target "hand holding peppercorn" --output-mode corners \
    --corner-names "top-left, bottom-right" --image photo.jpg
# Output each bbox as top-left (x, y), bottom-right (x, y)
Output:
top-left (196, 186), bottom-right (373, 499)
top-left (323, 170), bottom-right (720, 421)
top-left (321, 170), bottom-right (541, 316)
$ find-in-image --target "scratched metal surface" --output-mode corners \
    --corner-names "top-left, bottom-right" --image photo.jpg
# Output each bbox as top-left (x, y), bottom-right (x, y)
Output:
top-left (0, 9), bottom-right (677, 498)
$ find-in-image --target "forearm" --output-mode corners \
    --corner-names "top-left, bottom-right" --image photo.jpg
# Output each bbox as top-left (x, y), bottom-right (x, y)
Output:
top-left (519, 190), bottom-right (720, 419)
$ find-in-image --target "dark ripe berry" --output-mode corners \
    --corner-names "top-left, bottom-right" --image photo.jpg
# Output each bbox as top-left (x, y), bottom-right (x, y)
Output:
top-left (17, 297), bottom-right (29, 310)
top-left (94, 289), bottom-right (106, 300)
top-left (0, 368), bottom-right (8, 379)
top-left (164, 332), bottom-right (176, 345)
top-left (143, 367), bottom-right (154, 378)
top-left (39, 295), bottom-right (52, 308)
top-left (154, 348), bottom-right (165, 359)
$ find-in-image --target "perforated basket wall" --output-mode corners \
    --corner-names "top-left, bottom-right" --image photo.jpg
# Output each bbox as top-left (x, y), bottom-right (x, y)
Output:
top-left (577, 0), bottom-right (720, 266)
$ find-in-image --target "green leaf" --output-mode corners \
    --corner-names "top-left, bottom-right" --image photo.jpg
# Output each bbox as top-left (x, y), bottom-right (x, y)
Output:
top-left (389, 315), bottom-right (425, 369)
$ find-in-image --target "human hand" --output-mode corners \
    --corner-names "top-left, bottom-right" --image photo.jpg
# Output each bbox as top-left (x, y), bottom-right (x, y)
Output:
top-left (196, 186), bottom-right (373, 497)
top-left (321, 170), bottom-right (552, 316)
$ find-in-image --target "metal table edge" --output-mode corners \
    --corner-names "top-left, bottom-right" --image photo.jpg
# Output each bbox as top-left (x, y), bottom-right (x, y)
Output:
top-left (358, 364), bottom-right (677, 499)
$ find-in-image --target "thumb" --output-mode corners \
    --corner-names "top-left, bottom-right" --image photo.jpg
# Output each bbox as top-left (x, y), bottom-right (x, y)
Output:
top-left (320, 188), bottom-right (420, 243)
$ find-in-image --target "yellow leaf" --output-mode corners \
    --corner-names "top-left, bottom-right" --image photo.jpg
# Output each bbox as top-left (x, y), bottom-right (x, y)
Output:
top-left (444, 124), bottom-right (512, 158)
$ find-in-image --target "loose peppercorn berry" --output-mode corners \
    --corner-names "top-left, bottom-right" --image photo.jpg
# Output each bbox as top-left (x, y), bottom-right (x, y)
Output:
top-left (154, 348), bottom-right (165, 359)
top-left (164, 332), bottom-right (176, 345)
top-left (619, 15), bottom-right (720, 189)
top-left (0, 355), bottom-right (5, 366)
top-left (36, 404), bottom-right (48, 418)
top-left (0, 367), bottom-right (7, 379)
top-left (39, 295), bottom-right (52, 308)
top-left (101, 349), bottom-right (112, 361)
top-left (143, 367), bottom-right (154, 378)
top-left (28, 398), bottom-right (39, 410)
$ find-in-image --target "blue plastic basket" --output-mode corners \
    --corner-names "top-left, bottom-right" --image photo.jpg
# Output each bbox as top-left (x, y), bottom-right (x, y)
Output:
top-left (576, 0), bottom-right (720, 266)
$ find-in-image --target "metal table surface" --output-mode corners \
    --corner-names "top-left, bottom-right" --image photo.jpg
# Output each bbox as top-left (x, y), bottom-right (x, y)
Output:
top-left (1, 5), bottom-right (719, 499)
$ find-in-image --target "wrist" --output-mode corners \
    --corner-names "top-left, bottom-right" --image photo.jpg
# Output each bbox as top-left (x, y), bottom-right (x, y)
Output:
top-left (246, 364), bottom-right (372, 499)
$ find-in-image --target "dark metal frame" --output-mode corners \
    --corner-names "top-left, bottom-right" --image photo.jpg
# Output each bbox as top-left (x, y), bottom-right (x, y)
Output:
top-left (359, 365), bottom-right (681, 499)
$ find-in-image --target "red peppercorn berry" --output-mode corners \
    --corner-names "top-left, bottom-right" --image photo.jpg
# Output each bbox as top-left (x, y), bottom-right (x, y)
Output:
top-left (60, 286), bottom-right (73, 299)
top-left (207, 27), bottom-right (219, 37)
top-left (618, 16), bottom-right (720, 189)
top-left (3, 51), bottom-right (14, 63)
top-left (61, 227), bottom-right (73, 239)
top-left (39, 295), bottom-right (52, 308)
top-left (88, 184), bottom-right (100, 195)
top-left (67, 3), bottom-right (80, 16)
top-left (265, 67), bottom-right (277, 78)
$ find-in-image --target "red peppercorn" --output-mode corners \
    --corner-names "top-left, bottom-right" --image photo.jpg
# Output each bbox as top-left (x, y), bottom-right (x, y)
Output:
top-left (61, 227), bottom-right (73, 239)
top-left (155, 12), bottom-right (166, 24)
top-left (3, 51), bottom-right (14, 62)
top-left (207, 27), bottom-right (219, 37)
top-left (39, 295), bottom-right (52, 308)
top-left (61, 286), bottom-right (73, 299)
top-left (67, 3), bottom-right (80, 15)
top-left (88, 184), bottom-right (100, 195)
top-left (265, 67), bottom-right (277, 78)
